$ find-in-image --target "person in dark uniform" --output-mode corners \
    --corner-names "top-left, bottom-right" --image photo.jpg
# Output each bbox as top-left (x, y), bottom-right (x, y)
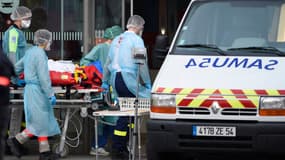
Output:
top-left (2, 6), bottom-right (32, 143)
top-left (0, 49), bottom-right (15, 160)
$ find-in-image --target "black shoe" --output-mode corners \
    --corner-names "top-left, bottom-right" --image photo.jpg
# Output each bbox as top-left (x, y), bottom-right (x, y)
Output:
top-left (7, 137), bottom-right (22, 158)
top-left (111, 149), bottom-right (129, 160)
top-left (39, 151), bottom-right (60, 160)
top-left (20, 145), bottom-right (29, 155)
top-left (5, 143), bottom-right (12, 155)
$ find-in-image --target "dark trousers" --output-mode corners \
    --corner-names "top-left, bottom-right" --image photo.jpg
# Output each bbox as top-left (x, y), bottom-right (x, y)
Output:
top-left (92, 124), bottom-right (115, 148)
top-left (112, 72), bottom-right (135, 151)
top-left (0, 104), bottom-right (10, 160)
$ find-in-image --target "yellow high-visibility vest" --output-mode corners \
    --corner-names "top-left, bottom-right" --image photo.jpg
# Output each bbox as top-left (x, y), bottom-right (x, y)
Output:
top-left (8, 28), bottom-right (19, 53)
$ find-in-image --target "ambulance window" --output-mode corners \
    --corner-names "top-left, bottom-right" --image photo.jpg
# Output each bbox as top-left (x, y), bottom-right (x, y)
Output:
top-left (276, 3), bottom-right (285, 42)
top-left (173, 0), bottom-right (285, 56)
top-left (262, 2), bottom-right (285, 53)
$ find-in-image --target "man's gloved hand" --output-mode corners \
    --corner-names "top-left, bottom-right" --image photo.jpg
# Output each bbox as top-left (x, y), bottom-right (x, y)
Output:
top-left (49, 96), bottom-right (57, 106)
top-left (16, 79), bottom-right (26, 87)
top-left (145, 83), bottom-right (151, 89)
top-left (101, 82), bottom-right (109, 93)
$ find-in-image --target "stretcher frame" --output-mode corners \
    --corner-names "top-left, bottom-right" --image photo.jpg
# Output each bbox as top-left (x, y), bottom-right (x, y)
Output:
top-left (92, 110), bottom-right (149, 160)
top-left (9, 86), bottom-right (103, 157)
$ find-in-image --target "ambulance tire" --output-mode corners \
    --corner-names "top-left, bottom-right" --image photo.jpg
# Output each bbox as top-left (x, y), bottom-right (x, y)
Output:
top-left (148, 153), bottom-right (170, 160)
top-left (146, 151), bottom-right (159, 160)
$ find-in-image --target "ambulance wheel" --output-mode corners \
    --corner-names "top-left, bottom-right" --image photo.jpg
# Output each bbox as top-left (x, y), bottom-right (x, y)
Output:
top-left (147, 151), bottom-right (161, 160)
top-left (52, 143), bottom-right (69, 158)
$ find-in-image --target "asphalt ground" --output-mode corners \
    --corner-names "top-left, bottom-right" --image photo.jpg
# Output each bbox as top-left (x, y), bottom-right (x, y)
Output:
top-left (5, 154), bottom-right (148, 160)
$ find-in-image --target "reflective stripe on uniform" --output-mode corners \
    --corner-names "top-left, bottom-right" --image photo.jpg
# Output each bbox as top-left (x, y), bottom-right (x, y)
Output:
top-left (128, 123), bottom-right (134, 129)
top-left (0, 76), bottom-right (10, 86)
top-left (8, 28), bottom-right (19, 53)
top-left (21, 122), bottom-right (26, 128)
top-left (114, 130), bottom-right (127, 136)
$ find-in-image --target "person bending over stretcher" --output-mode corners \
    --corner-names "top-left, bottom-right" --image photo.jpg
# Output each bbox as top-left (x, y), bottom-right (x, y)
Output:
top-left (7, 29), bottom-right (60, 160)
top-left (80, 25), bottom-right (123, 156)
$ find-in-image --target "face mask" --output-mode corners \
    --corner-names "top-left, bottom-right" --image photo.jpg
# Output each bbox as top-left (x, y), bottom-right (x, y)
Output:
top-left (45, 41), bottom-right (52, 51)
top-left (21, 19), bottom-right (31, 28)
top-left (138, 29), bottom-right (143, 37)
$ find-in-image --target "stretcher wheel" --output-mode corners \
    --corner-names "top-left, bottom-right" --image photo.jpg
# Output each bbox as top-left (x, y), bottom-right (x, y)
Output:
top-left (91, 102), bottom-right (99, 110)
top-left (80, 107), bottom-right (88, 117)
top-left (52, 142), bottom-right (69, 157)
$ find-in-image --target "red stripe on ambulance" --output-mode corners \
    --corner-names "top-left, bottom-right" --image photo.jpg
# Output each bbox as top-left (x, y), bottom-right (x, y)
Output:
top-left (231, 89), bottom-right (257, 108)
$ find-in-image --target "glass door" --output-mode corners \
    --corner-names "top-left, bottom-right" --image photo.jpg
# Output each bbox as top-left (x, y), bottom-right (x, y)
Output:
top-left (83, 0), bottom-right (132, 57)
top-left (0, 0), bottom-right (132, 61)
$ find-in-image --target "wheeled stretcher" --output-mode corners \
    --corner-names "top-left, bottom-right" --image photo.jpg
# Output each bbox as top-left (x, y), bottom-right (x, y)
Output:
top-left (9, 86), bottom-right (104, 157)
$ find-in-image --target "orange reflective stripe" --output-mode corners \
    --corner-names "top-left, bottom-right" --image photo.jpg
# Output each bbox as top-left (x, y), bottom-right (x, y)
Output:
top-left (38, 137), bottom-right (48, 142)
top-left (0, 76), bottom-right (10, 86)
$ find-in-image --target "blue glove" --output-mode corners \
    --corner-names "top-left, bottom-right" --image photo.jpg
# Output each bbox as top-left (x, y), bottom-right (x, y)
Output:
top-left (49, 96), bottom-right (56, 106)
top-left (145, 83), bottom-right (151, 89)
top-left (16, 79), bottom-right (25, 87)
top-left (101, 82), bottom-right (109, 93)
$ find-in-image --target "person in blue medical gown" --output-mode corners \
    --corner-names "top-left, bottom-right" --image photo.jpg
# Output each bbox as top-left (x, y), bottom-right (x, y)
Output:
top-left (7, 29), bottom-right (60, 160)
top-left (81, 25), bottom-right (123, 156)
top-left (80, 25), bottom-right (123, 67)
top-left (102, 15), bottom-right (151, 160)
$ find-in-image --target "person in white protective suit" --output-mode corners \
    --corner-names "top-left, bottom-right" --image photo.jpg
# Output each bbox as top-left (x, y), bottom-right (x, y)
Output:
top-left (7, 29), bottom-right (60, 160)
top-left (101, 15), bottom-right (151, 160)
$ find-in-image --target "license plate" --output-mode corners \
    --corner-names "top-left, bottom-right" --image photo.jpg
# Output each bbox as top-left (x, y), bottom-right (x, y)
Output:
top-left (193, 125), bottom-right (236, 137)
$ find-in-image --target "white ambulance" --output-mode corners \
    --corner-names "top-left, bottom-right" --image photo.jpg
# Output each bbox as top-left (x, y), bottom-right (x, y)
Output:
top-left (147, 0), bottom-right (285, 160)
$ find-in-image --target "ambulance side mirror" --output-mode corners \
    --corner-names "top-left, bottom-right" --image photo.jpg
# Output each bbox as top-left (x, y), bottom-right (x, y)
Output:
top-left (152, 35), bottom-right (169, 69)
